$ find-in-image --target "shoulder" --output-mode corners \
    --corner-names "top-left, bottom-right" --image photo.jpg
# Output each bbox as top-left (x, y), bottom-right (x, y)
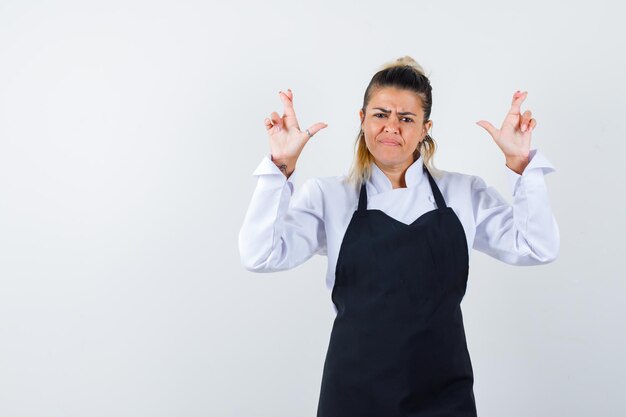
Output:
top-left (429, 167), bottom-right (496, 213)
top-left (307, 174), bottom-right (357, 196)
top-left (429, 167), bottom-right (483, 191)
top-left (296, 174), bottom-right (358, 215)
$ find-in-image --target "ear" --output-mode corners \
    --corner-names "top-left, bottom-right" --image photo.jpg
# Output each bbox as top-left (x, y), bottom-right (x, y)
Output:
top-left (424, 119), bottom-right (433, 136)
top-left (359, 109), bottom-right (365, 125)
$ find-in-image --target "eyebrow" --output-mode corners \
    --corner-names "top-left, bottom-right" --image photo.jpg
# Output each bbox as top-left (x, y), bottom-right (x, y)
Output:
top-left (372, 107), bottom-right (417, 116)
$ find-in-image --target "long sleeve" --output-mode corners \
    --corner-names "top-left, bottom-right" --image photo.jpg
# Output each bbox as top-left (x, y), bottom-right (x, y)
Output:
top-left (471, 149), bottom-right (560, 265)
top-left (238, 156), bottom-right (327, 272)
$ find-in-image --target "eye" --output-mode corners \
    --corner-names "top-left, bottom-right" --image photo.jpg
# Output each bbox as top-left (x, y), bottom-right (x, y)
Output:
top-left (401, 117), bottom-right (414, 123)
top-left (373, 113), bottom-right (386, 118)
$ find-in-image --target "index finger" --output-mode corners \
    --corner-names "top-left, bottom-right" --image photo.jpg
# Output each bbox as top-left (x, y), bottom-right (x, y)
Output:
top-left (508, 90), bottom-right (528, 116)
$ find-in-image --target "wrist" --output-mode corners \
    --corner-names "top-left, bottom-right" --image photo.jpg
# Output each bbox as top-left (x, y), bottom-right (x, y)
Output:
top-left (505, 155), bottom-right (529, 175)
top-left (271, 155), bottom-right (297, 178)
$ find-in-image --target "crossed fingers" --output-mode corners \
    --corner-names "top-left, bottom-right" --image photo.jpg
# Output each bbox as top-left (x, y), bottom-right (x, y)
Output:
top-left (510, 91), bottom-right (537, 133)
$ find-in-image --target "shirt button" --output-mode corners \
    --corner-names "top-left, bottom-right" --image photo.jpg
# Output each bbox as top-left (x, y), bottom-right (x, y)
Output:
top-left (428, 195), bottom-right (435, 204)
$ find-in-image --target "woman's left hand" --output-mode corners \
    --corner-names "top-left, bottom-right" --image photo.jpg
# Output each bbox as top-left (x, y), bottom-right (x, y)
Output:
top-left (476, 91), bottom-right (536, 174)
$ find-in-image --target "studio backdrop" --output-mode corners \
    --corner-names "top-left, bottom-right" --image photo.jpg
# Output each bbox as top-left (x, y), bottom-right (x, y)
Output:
top-left (0, 0), bottom-right (624, 416)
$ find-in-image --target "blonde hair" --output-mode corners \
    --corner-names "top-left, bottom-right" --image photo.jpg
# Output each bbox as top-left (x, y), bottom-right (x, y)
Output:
top-left (347, 56), bottom-right (438, 186)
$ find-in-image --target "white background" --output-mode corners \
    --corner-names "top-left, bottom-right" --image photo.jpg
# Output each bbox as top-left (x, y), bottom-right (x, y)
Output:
top-left (1, 0), bottom-right (624, 416)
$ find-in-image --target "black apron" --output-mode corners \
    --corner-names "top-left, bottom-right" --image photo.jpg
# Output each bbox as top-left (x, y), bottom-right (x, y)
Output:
top-left (317, 166), bottom-right (477, 417)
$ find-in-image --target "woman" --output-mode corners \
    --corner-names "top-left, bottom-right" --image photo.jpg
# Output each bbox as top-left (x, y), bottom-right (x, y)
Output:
top-left (239, 56), bottom-right (559, 416)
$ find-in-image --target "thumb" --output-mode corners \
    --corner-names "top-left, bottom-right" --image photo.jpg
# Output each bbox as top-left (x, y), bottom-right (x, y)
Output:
top-left (475, 120), bottom-right (498, 139)
top-left (305, 122), bottom-right (328, 138)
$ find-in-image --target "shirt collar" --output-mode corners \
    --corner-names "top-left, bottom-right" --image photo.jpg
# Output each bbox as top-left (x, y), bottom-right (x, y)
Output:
top-left (368, 156), bottom-right (425, 193)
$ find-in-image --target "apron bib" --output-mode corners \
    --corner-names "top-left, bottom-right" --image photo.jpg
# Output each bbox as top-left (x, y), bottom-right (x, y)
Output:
top-left (317, 166), bottom-right (477, 417)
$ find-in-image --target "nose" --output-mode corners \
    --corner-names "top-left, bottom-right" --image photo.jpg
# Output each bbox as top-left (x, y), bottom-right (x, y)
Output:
top-left (384, 116), bottom-right (400, 134)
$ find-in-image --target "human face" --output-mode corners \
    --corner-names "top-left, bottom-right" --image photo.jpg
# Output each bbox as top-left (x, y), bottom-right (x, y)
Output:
top-left (359, 87), bottom-right (432, 170)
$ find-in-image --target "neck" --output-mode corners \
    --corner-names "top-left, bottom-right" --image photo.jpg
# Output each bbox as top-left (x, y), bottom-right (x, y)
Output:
top-left (374, 158), bottom-right (413, 189)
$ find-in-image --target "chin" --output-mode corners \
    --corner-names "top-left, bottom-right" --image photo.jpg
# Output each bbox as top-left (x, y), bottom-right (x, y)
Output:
top-left (371, 150), bottom-right (412, 167)
top-left (374, 157), bottom-right (413, 168)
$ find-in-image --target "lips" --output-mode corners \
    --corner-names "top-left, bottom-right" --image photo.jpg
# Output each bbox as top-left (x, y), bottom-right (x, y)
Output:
top-left (377, 137), bottom-right (401, 146)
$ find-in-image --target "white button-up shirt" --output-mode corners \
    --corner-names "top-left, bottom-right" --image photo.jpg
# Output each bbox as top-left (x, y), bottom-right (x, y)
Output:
top-left (239, 149), bottom-right (560, 292)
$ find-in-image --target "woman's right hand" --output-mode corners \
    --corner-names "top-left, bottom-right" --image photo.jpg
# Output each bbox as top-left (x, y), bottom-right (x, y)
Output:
top-left (264, 89), bottom-right (327, 177)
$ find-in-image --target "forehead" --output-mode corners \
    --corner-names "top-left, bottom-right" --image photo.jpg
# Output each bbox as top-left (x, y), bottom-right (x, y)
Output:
top-left (367, 87), bottom-right (423, 111)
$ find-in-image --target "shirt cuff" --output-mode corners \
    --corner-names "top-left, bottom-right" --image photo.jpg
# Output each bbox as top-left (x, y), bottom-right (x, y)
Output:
top-left (506, 149), bottom-right (556, 194)
top-left (252, 155), bottom-right (296, 193)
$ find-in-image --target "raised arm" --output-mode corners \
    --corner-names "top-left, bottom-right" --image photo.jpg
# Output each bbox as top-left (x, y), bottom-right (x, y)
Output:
top-left (473, 91), bottom-right (559, 265)
top-left (239, 89), bottom-right (328, 272)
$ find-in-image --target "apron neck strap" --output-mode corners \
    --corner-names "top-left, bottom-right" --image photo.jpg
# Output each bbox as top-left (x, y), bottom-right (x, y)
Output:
top-left (358, 182), bottom-right (368, 212)
top-left (424, 166), bottom-right (447, 209)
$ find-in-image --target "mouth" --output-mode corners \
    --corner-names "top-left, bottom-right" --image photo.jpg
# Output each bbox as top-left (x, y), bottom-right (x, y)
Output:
top-left (377, 138), bottom-right (401, 146)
